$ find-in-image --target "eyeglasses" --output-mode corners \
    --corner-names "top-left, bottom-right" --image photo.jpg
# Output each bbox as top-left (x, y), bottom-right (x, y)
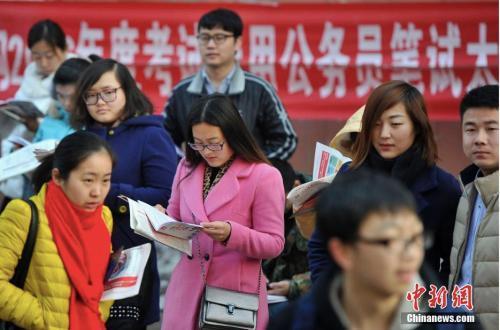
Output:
top-left (83, 87), bottom-right (121, 105)
top-left (356, 232), bottom-right (424, 255)
top-left (196, 33), bottom-right (234, 45)
top-left (188, 142), bottom-right (225, 151)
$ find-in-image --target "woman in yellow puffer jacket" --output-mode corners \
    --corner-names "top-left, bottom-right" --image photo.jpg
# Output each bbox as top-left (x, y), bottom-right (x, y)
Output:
top-left (0, 131), bottom-right (116, 329)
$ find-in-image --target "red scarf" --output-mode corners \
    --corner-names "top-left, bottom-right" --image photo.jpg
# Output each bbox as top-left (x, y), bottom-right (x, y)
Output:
top-left (45, 181), bottom-right (110, 330)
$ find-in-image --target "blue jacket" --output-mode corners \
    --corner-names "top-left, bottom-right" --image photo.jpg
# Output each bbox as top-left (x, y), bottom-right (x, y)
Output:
top-left (86, 115), bottom-right (177, 325)
top-left (308, 164), bottom-right (461, 284)
top-left (32, 105), bottom-right (74, 143)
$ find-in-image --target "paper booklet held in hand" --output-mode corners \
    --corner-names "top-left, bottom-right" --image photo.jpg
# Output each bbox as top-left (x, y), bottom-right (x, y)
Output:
top-left (120, 195), bottom-right (202, 256)
top-left (0, 139), bottom-right (58, 182)
top-left (101, 243), bottom-right (151, 301)
top-left (287, 142), bottom-right (351, 208)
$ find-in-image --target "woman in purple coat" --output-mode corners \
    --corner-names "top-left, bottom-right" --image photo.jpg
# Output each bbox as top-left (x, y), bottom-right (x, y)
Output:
top-left (71, 59), bottom-right (177, 329)
top-left (159, 94), bottom-right (285, 330)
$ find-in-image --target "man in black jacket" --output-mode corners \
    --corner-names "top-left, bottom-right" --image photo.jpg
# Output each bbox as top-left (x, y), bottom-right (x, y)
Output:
top-left (164, 8), bottom-right (297, 161)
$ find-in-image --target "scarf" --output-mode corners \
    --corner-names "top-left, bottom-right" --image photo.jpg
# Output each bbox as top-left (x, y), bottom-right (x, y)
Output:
top-left (202, 158), bottom-right (234, 200)
top-left (359, 145), bottom-right (429, 188)
top-left (45, 181), bottom-right (110, 330)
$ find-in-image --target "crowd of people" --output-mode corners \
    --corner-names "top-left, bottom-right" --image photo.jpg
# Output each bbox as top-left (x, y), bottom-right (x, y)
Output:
top-left (0, 7), bottom-right (497, 330)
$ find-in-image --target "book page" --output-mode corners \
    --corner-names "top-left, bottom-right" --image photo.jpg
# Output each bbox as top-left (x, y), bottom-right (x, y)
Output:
top-left (138, 200), bottom-right (202, 240)
top-left (101, 243), bottom-right (151, 301)
top-left (312, 142), bottom-right (351, 181)
top-left (0, 139), bottom-right (58, 182)
top-left (127, 197), bottom-right (193, 256)
top-left (286, 175), bottom-right (333, 207)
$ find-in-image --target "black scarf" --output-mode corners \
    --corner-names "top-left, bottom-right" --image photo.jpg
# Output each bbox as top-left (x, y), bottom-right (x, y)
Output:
top-left (358, 145), bottom-right (429, 188)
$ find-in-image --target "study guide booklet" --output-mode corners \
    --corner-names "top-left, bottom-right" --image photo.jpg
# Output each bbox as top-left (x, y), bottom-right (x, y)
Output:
top-left (101, 243), bottom-right (151, 301)
top-left (287, 142), bottom-right (351, 208)
top-left (121, 195), bottom-right (202, 256)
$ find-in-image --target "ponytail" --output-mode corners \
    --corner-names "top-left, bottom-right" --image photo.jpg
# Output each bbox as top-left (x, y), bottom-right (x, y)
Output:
top-left (32, 154), bottom-right (55, 193)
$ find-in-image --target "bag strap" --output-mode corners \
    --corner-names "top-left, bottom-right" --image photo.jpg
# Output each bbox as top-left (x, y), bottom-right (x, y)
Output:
top-left (10, 200), bottom-right (39, 288)
top-left (193, 213), bottom-right (262, 295)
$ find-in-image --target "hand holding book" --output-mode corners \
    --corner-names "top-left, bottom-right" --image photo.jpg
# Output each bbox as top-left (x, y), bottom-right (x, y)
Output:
top-left (120, 195), bottom-right (202, 256)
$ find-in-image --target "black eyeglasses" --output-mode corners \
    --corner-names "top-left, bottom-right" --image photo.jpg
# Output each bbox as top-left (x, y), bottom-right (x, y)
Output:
top-left (188, 142), bottom-right (225, 151)
top-left (83, 87), bottom-right (121, 105)
top-left (356, 232), bottom-right (424, 255)
top-left (196, 33), bottom-right (234, 45)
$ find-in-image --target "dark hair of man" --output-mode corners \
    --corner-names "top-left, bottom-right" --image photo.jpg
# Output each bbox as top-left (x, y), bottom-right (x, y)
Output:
top-left (28, 19), bottom-right (67, 51)
top-left (71, 58), bottom-right (153, 129)
top-left (51, 58), bottom-right (91, 99)
top-left (459, 84), bottom-right (499, 120)
top-left (198, 8), bottom-right (243, 38)
top-left (184, 93), bottom-right (269, 170)
top-left (32, 131), bottom-right (116, 193)
top-left (316, 170), bottom-right (417, 244)
top-left (350, 80), bottom-right (438, 168)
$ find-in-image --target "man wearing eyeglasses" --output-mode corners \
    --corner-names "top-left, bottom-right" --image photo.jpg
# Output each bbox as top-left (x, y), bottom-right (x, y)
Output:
top-left (164, 8), bottom-right (297, 161)
top-left (269, 171), bottom-right (437, 330)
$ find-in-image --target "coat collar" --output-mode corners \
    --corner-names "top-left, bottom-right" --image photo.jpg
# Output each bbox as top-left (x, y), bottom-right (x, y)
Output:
top-left (186, 64), bottom-right (245, 95)
top-left (459, 164), bottom-right (481, 187)
top-left (182, 157), bottom-right (255, 222)
top-left (474, 170), bottom-right (499, 207)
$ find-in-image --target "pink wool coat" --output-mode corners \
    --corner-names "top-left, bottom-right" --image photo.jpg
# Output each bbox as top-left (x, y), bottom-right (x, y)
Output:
top-left (161, 157), bottom-right (285, 330)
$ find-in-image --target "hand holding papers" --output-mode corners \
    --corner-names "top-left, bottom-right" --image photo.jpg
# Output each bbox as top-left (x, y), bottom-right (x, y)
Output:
top-left (121, 195), bottom-right (202, 256)
top-left (287, 142), bottom-right (351, 207)
top-left (101, 243), bottom-right (151, 301)
top-left (287, 142), bottom-right (351, 239)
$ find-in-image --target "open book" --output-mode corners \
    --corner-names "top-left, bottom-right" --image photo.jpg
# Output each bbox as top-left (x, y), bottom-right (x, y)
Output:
top-left (287, 142), bottom-right (351, 207)
top-left (0, 101), bottom-right (44, 123)
top-left (101, 243), bottom-right (151, 301)
top-left (0, 139), bottom-right (58, 182)
top-left (121, 195), bottom-right (202, 256)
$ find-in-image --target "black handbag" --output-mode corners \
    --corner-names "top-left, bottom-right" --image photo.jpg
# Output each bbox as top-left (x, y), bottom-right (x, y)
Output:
top-left (0, 200), bottom-right (39, 330)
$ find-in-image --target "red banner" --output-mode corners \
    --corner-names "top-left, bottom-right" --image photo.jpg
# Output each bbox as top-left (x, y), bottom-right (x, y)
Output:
top-left (0, 2), bottom-right (497, 119)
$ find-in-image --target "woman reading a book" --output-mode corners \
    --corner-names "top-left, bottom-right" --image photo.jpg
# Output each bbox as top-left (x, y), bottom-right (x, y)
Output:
top-left (0, 131), bottom-right (115, 329)
top-left (159, 94), bottom-right (285, 330)
top-left (71, 58), bottom-right (177, 330)
top-left (307, 80), bottom-right (462, 284)
top-left (15, 19), bottom-right (70, 115)
top-left (1, 19), bottom-right (73, 213)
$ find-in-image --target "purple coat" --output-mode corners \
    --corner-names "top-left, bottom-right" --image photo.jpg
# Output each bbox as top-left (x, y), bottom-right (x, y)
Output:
top-left (161, 157), bottom-right (285, 330)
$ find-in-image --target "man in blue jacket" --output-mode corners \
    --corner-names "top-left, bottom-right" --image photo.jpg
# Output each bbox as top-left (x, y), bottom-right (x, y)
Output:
top-left (164, 8), bottom-right (297, 161)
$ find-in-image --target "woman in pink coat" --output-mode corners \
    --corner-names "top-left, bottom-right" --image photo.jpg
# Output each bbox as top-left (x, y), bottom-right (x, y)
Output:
top-left (160, 94), bottom-right (285, 330)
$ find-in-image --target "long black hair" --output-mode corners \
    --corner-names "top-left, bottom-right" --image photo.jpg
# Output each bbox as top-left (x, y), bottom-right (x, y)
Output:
top-left (185, 93), bottom-right (269, 169)
top-left (32, 131), bottom-right (116, 193)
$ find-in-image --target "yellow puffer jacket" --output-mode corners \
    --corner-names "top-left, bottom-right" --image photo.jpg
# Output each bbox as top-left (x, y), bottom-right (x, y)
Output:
top-left (0, 185), bottom-right (114, 329)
